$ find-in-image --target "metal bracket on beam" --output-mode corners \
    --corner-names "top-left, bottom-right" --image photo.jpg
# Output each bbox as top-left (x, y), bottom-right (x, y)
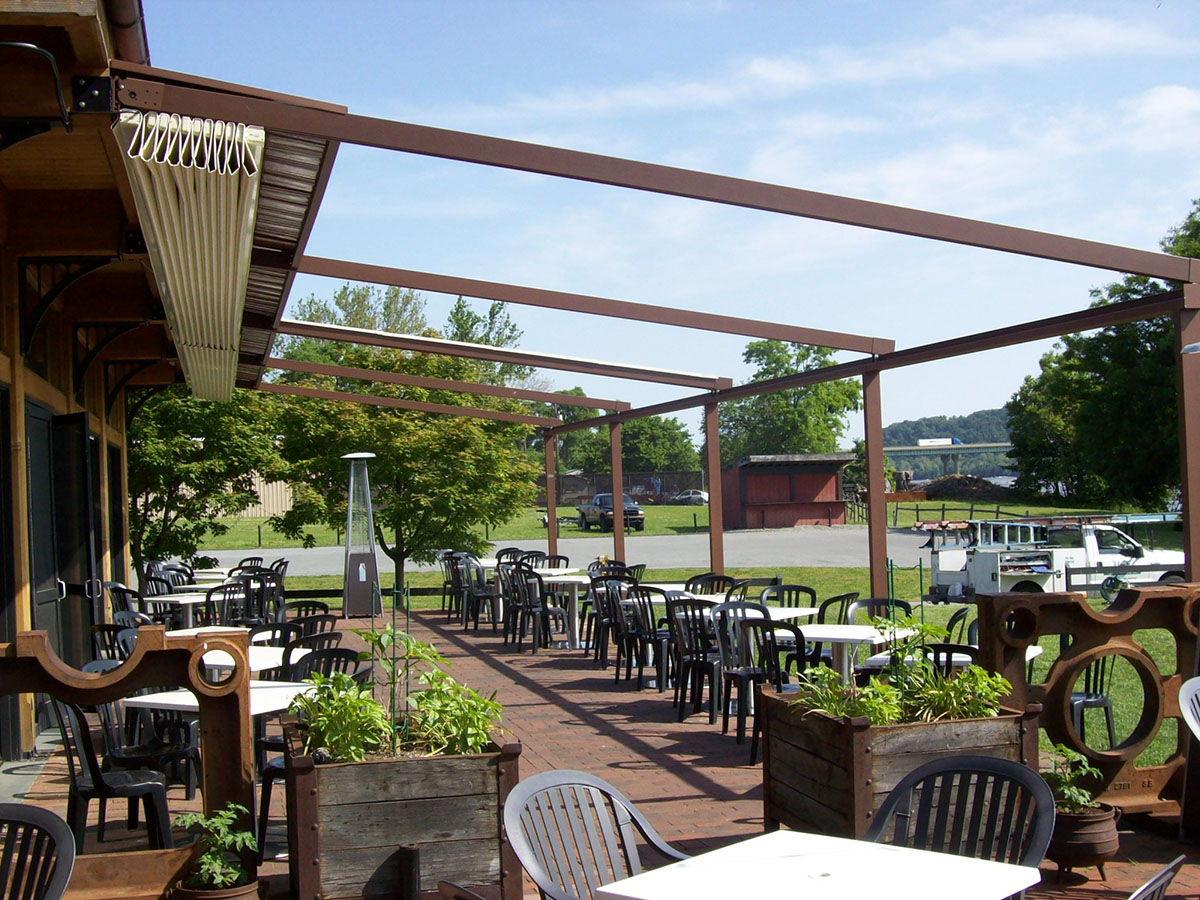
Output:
top-left (72, 76), bottom-right (112, 113)
top-left (20, 257), bottom-right (114, 357)
top-left (106, 359), bottom-right (160, 419)
top-left (73, 321), bottom-right (149, 401)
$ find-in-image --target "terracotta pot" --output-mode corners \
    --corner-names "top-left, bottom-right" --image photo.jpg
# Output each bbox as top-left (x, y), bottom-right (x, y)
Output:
top-left (1046, 803), bottom-right (1121, 879)
top-left (171, 880), bottom-right (261, 900)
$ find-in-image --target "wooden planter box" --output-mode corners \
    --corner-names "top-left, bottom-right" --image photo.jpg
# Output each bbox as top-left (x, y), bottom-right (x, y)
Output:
top-left (283, 720), bottom-right (521, 900)
top-left (760, 688), bottom-right (1040, 839)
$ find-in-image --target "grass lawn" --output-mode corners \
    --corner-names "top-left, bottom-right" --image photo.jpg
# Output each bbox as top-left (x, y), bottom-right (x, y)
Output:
top-left (288, 562), bottom-right (1178, 769)
top-left (203, 500), bottom-right (1180, 551)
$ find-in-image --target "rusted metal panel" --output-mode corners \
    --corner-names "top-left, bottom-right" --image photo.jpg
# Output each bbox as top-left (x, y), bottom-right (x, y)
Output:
top-left (976, 586), bottom-right (1199, 818)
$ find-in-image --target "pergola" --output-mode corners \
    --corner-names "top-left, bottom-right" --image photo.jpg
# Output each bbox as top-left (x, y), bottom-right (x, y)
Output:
top-left (3, 3), bottom-right (1200, 843)
top-left (98, 61), bottom-right (1200, 603)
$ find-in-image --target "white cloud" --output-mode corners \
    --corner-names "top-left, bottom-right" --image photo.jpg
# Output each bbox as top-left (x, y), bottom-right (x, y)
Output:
top-left (407, 12), bottom-right (1195, 129)
top-left (1117, 85), bottom-right (1200, 151)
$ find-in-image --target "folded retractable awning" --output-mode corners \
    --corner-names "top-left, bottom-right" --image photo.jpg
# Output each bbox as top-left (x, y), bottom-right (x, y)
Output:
top-left (114, 110), bottom-right (265, 401)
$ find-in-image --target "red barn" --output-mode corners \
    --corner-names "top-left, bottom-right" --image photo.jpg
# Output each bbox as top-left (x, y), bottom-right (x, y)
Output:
top-left (721, 453), bottom-right (855, 529)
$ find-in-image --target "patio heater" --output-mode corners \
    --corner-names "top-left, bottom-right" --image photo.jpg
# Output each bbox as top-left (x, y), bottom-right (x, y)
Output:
top-left (342, 451), bottom-right (381, 617)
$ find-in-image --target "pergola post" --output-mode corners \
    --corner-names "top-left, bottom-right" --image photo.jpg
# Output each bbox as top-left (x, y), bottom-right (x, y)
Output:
top-left (544, 431), bottom-right (558, 557)
top-left (1176, 287), bottom-right (1200, 841)
top-left (863, 369), bottom-right (889, 598)
top-left (705, 402), bottom-right (725, 575)
top-left (610, 422), bottom-right (625, 562)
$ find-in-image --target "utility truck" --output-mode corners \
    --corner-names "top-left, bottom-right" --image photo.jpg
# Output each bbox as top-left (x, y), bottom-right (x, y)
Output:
top-left (925, 515), bottom-right (1185, 600)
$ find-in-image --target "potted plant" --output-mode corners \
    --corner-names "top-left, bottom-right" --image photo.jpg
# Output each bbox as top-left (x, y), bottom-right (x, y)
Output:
top-left (762, 616), bottom-right (1041, 838)
top-left (282, 624), bottom-right (522, 900)
top-left (172, 802), bottom-right (260, 899)
top-left (1042, 743), bottom-right (1120, 879)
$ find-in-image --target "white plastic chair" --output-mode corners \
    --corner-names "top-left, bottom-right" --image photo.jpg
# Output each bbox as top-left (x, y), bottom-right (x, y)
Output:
top-left (1180, 676), bottom-right (1200, 742)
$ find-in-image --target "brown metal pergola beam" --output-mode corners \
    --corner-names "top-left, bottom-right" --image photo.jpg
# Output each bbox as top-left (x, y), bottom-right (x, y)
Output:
top-left (264, 357), bottom-right (630, 411)
top-left (295, 256), bottom-right (892, 355)
top-left (276, 319), bottom-right (731, 390)
top-left (546, 288), bottom-right (1189, 435)
top-left (260, 382), bottom-right (560, 426)
top-left (113, 70), bottom-right (1198, 282)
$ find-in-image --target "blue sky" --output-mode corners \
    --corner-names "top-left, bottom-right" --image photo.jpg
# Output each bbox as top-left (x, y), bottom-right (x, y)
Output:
top-left (143, 1), bottom-right (1200, 443)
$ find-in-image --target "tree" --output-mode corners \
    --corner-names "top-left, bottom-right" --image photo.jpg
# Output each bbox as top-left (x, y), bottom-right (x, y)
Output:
top-left (276, 283), bottom-right (427, 362)
top-left (719, 341), bottom-right (862, 465)
top-left (270, 290), bottom-right (539, 584)
top-left (1006, 200), bottom-right (1200, 507)
top-left (127, 387), bottom-right (282, 585)
top-left (568, 416), bottom-right (698, 474)
top-left (842, 439), bottom-right (896, 494)
top-left (444, 296), bottom-right (531, 384)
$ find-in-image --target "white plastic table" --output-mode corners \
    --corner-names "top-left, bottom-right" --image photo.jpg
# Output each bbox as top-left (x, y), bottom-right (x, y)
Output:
top-left (594, 829), bottom-right (1039, 900)
top-left (123, 681), bottom-right (312, 717)
top-left (795, 623), bottom-right (914, 681)
top-left (139, 593), bottom-right (208, 628)
top-left (537, 573), bottom-right (591, 649)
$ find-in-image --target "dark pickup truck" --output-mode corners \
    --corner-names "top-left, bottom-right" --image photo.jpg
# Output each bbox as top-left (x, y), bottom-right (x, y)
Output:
top-left (577, 493), bottom-right (646, 531)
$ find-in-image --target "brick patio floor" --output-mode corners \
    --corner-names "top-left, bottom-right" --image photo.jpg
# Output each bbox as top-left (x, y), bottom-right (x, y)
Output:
top-left (16, 609), bottom-right (1200, 898)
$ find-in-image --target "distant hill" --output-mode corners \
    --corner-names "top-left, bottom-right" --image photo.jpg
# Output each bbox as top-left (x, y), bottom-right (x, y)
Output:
top-left (883, 409), bottom-right (1010, 479)
top-left (883, 408), bottom-right (1009, 446)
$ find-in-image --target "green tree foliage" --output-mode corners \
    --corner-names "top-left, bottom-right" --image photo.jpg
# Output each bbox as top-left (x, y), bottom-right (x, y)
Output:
top-left (127, 387), bottom-right (282, 584)
top-left (276, 283), bottom-right (428, 363)
top-left (719, 341), bottom-right (861, 465)
top-left (842, 439), bottom-right (896, 493)
top-left (1006, 200), bottom-right (1200, 506)
top-left (570, 416), bottom-right (698, 473)
top-left (529, 387), bottom-right (602, 470)
top-left (270, 288), bottom-right (538, 583)
top-left (444, 296), bottom-right (531, 384)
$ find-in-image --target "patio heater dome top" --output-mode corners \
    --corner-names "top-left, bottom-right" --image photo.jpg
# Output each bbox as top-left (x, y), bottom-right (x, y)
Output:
top-left (341, 452), bottom-right (377, 459)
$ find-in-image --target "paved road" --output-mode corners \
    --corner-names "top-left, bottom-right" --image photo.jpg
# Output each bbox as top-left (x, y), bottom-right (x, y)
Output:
top-left (203, 526), bottom-right (931, 577)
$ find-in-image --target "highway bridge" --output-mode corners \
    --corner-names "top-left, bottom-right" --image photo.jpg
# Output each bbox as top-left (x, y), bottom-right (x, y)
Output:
top-left (883, 441), bottom-right (1012, 476)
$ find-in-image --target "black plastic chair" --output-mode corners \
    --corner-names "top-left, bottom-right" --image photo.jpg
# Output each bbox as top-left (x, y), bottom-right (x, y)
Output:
top-left (865, 754), bottom-right (1055, 871)
top-left (667, 597), bottom-right (722, 724)
top-left (710, 600), bottom-right (770, 743)
top-left (460, 557), bottom-right (501, 632)
top-left (743, 618), bottom-right (806, 765)
top-left (0, 802), bottom-right (76, 900)
top-left (503, 769), bottom-right (689, 900)
top-left (276, 599), bottom-right (331, 623)
top-left (52, 700), bottom-right (174, 852)
top-left (289, 647), bottom-right (368, 682)
top-left (1126, 854), bottom-right (1187, 900)
top-left (760, 583), bottom-right (817, 608)
top-left (804, 591), bottom-right (858, 668)
top-left (238, 555), bottom-right (264, 568)
top-left (494, 547), bottom-right (523, 565)
top-left (248, 621), bottom-right (304, 648)
top-left (80, 660), bottom-right (201, 801)
top-left (112, 609), bottom-right (153, 630)
top-left (922, 642), bottom-right (979, 676)
top-left (1071, 653), bottom-right (1117, 749)
top-left (90, 623), bottom-right (126, 660)
top-left (684, 573), bottom-right (736, 595)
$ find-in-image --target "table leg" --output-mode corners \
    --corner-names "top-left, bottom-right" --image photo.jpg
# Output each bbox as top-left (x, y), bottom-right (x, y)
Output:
top-left (567, 583), bottom-right (581, 650)
top-left (832, 644), bottom-right (851, 683)
top-left (182, 602), bottom-right (194, 629)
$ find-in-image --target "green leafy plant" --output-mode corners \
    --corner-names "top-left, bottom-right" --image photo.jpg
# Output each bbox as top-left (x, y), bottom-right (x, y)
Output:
top-left (173, 802), bottom-right (258, 890)
top-left (289, 672), bottom-right (392, 762)
top-left (1043, 743), bottom-right (1103, 813)
top-left (409, 668), bottom-right (503, 755)
top-left (290, 624), bottom-right (503, 762)
top-left (788, 614), bottom-right (1012, 727)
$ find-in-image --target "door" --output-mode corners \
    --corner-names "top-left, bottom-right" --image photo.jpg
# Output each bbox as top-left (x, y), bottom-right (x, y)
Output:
top-left (25, 405), bottom-right (100, 670)
top-left (51, 412), bottom-right (101, 667)
top-left (108, 443), bottom-right (125, 585)
top-left (25, 404), bottom-right (64, 661)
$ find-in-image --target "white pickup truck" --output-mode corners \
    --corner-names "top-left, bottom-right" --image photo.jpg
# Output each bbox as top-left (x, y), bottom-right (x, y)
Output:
top-left (927, 517), bottom-right (1185, 599)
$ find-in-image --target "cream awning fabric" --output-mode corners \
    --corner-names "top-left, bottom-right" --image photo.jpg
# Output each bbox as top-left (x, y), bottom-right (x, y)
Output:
top-left (114, 110), bottom-right (265, 401)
